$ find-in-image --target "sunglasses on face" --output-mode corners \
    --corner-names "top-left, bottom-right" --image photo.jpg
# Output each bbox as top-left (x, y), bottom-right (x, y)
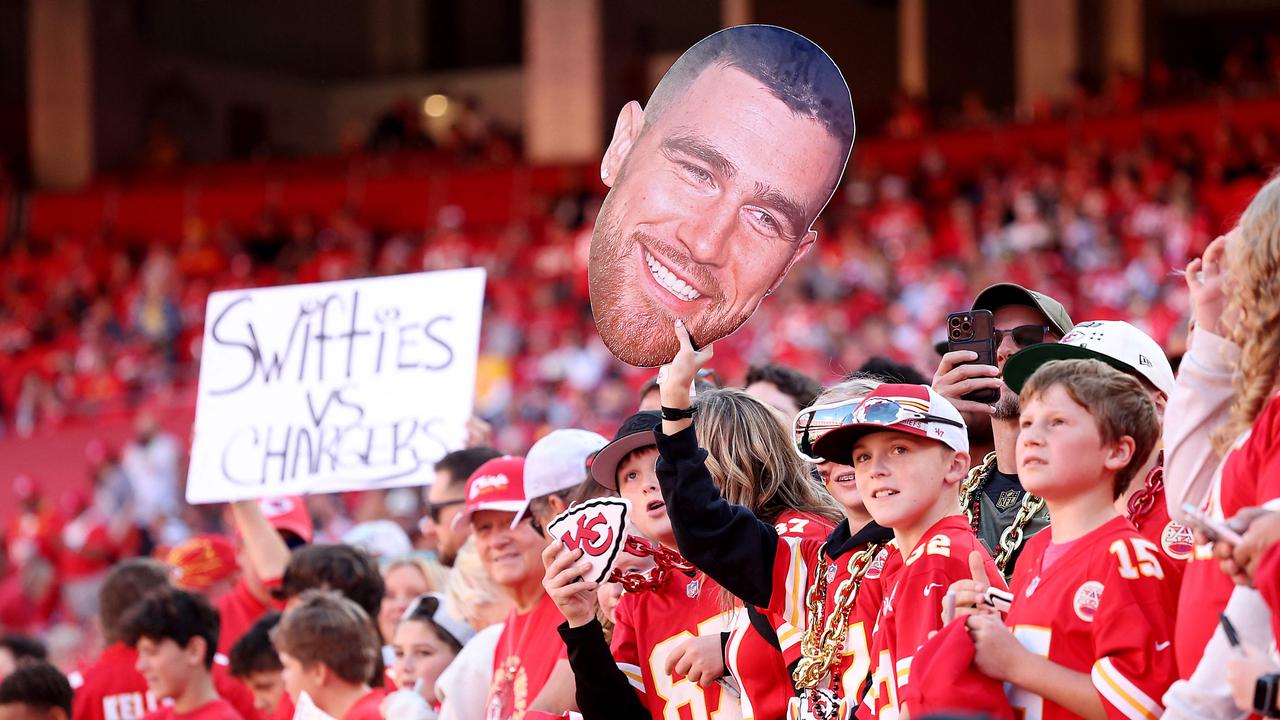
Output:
top-left (993, 324), bottom-right (1054, 348)
top-left (426, 498), bottom-right (466, 524)
top-left (793, 399), bottom-right (863, 463)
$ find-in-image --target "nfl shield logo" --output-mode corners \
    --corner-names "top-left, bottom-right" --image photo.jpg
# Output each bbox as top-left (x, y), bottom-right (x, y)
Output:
top-left (996, 488), bottom-right (1021, 511)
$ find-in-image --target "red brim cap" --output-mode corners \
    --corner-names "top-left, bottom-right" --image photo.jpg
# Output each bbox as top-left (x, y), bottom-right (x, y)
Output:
top-left (257, 496), bottom-right (314, 544)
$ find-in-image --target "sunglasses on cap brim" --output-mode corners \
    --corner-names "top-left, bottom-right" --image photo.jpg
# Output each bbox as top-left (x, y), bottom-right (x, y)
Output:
top-left (794, 397), bottom-right (965, 463)
top-left (793, 399), bottom-right (864, 463)
top-left (847, 398), bottom-right (965, 434)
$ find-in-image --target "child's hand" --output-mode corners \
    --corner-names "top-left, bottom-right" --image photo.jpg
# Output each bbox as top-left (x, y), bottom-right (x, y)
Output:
top-left (658, 320), bottom-right (714, 409)
top-left (664, 634), bottom-right (726, 688)
top-left (1227, 644), bottom-right (1279, 713)
top-left (541, 541), bottom-right (599, 628)
top-left (968, 613), bottom-right (1026, 682)
top-left (943, 551), bottom-right (994, 622)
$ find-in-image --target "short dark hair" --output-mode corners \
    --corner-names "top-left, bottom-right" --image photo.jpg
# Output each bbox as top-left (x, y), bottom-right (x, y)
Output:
top-left (853, 357), bottom-right (929, 386)
top-left (271, 590), bottom-right (379, 686)
top-left (121, 587), bottom-right (220, 668)
top-left (0, 661), bottom-right (72, 715)
top-left (745, 363), bottom-right (822, 411)
top-left (0, 635), bottom-right (47, 664)
top-left (277, 545), bottom-right (385, 622)
top-left (435, 446), bottom-right (502, 491)
top-left (99, 559), bottom-right (170, 642)
top-left (229, 612), bottom-right (283, 678)
top-left (644, 25), bottom-right (853, 182)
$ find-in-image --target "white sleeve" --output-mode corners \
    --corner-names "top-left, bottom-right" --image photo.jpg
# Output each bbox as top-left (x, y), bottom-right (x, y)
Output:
top-left (1160, 587), bottom-right (1272, 720)
top-left (1163, 329), bottom-right (1240, 524)
top-left (437, 623), bottom-right (503, 720)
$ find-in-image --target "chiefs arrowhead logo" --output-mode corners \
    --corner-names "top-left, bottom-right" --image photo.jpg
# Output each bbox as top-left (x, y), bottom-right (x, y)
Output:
top-left (547, 498), bottom-right (631, 584)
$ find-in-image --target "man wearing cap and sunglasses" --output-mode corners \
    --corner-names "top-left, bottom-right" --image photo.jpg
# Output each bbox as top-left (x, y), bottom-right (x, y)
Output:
top-left (932, 283), bottom-right (1073, 577)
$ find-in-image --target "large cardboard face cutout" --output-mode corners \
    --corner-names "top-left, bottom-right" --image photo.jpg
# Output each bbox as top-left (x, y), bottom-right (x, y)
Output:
top-left (589, 25), bottom-right (855, 367)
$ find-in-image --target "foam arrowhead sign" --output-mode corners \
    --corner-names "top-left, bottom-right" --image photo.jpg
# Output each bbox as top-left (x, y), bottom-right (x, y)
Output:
top-left (547, 497), bottom-right (632, 584)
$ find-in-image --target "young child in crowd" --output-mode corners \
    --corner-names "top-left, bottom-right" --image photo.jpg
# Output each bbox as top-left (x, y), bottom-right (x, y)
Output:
top-left (959, 359), bottom-right (1178, 719)
top-left (121, 587), bottom-right (243, 720)
top-left (227, 613), bottom-right (286, 720)
top-left (388, 594), bottom-right (473, 717)
top-left (808, 384), bottom-right (1004, 719)
top-left (270, 590), bottom-right (385, 720)
top-left (0, 661), bottom-right (72, 720)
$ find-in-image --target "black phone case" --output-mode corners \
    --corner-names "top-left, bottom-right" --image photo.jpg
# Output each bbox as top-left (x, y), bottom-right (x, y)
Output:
top-left (946, 310), bottom-right (999, 404)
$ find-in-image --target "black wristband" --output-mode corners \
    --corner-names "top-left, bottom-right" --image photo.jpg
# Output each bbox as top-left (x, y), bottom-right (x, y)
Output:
top-left (661, 405), bottom-right (696, 421)
top-left (1257, 673), bottom-right (1280, 718)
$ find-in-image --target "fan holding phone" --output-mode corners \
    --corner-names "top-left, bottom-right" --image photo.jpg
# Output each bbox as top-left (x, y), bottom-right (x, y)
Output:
top-left (931, 283), bottom-right (1073, 578)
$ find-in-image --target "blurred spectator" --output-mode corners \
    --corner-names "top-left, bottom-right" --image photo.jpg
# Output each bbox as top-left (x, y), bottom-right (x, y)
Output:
top-left (120, 411), bottom-right (181, 538)
top-left (0, 660), bottom-right (71, 720)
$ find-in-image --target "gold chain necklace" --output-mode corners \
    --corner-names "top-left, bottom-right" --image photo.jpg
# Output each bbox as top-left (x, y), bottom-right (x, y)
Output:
top-left (793, 542), bottom-right (884, 691)
top-left (959, 451), bottom-right (1045, 574)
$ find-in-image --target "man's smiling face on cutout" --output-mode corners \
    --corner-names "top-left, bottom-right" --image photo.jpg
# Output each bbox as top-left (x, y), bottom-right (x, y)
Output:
top-left (589, 29), bottom-right (851, 367)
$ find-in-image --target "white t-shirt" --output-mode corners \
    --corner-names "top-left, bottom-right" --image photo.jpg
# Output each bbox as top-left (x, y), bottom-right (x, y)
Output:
top-left (436, 623), bottom-right (503, 720)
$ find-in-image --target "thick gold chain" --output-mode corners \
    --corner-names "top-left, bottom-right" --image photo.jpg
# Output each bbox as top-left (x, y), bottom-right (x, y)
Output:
top-left (793, 542), bottom-right (883, 690)
top-left (959, 451), bottom-right (1045, 574)
top-left (958, 451), bottom-right (998, 519)
top-left (993, 493), bottom-right (1045, 572)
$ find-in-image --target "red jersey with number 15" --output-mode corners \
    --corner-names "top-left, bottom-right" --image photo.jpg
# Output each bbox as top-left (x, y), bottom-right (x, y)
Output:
top-left (860, 515), bottom-right (1004, 720)
top-left (1003, 516), bottom-right (1178, 720)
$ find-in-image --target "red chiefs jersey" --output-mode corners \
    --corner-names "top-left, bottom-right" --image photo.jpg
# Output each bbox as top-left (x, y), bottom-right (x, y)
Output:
top-left (612, 566), bottom-right (741, 720)
top-left (1128, 481), bottom-right (1191, 591)
top-left (1003, 516), bottom-right (1178, 720)
top-left (724, 510), bottom-right (834, 720)
top-left (340, 689), bottom-right (387, 720)
top-left (69, 643), bottom-right (261, 720)
top-left (215, 577), bottom-right (284, 655)
top-left (1174, 392), bottom-right (1280, 677)
top-left (861, 515), bottom-right (1004, 719)
top-left (485, 594), bottom-right (567, 720)
top-left (143, 698), bottom-right (243, 720)
top-left (767, 528), bottom-right (902, 711)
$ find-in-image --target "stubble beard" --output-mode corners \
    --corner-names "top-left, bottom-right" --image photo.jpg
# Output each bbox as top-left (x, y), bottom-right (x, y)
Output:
top-left (991, 383), bottom-right (1020, 420)
top-left (588, 195), bottom-right (749, 367)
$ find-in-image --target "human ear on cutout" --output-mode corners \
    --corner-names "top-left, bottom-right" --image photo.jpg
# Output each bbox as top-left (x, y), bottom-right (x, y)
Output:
top-left (600, 101), bottom-right (644, 189)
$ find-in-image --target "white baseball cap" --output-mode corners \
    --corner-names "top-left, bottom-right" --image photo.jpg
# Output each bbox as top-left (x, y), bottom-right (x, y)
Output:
top-left (513, 429), bottom-right (608, 524)
top-left (1003, 320), bottom-right (1175, 397)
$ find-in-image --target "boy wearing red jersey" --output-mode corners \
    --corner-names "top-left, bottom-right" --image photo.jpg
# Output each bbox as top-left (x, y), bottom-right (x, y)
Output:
top-left (69, 560), bottom-right (258, 720)
top-left (270, 591), bottom-right (385, 720)
top-left (808, 384), bottom-right (1004, 720)
top-left (547, 411), bottom-right (742, 720)
top-left (121, 588), bottom-right (243, 720)
top-left (1002, 320), bottom-right (1190, 586)
top-left (964, 359), bottom-right (1176, 720)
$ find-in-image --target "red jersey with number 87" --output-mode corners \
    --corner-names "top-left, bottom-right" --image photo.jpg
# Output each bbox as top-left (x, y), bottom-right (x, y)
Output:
top-left (612, 569), bottom-right (742, 720)
top-left (1003, 516), bottom-right (1178, 720)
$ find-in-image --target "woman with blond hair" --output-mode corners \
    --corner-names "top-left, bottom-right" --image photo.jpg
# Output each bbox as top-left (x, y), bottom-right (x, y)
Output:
top-left (1162, 172), bottom-right (1280, 718)
top-left (652, 326), bottom-right (901, 718)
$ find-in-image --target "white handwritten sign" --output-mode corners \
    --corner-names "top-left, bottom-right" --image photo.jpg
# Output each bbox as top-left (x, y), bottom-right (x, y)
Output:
top-left (186, 268), bottom-right (486, 504)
